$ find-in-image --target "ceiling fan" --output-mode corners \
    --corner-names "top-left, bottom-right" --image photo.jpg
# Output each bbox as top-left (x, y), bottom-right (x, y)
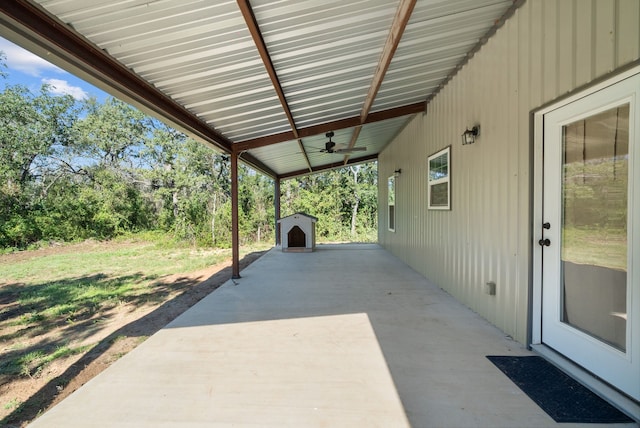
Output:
top-left (320, 131), bottom-right (367, 154)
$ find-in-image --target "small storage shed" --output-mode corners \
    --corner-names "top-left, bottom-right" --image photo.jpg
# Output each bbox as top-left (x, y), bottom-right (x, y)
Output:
top-left (277, 213), bottom-right (317, 252)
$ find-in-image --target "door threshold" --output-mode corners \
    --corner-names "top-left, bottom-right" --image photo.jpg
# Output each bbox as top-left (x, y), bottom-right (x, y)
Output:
top-left (530, 344), bottom-right (639, 423)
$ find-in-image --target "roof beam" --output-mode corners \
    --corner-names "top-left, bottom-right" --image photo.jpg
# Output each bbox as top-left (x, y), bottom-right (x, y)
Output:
top-left (342, 0), bottom-right (415, 165)
top-left (359, 0), bottom-right (416, 124)
top-left (236, 0), bottom-right (297, 137)
top-left (234, 102), bottom-right (424, 152)
top-left (296, 139), bottom-right (313, 172)
top-left (279, 154), bottom-right (378, 180)
top-left (237, 0), bottom-right (416, 169)
top-left (0, 1), bottom-right (233, 153)
top-left (239, 152), bottom-right (278, 179)
top-left (342, 125), bottom-right (362, 165)
top-left (236, 0), bottom-right (312, 171)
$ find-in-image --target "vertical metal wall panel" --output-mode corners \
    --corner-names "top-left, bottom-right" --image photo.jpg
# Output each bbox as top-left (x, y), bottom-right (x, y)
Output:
top-left (378, 0), bottom-right (640, 344)
top-left (506, 14), bottom-right (522, 336)
top-left (575, 1), bottom-right (595, 88)
top-left (515, 7), bottom-right (532, 341)
top-left (618, 0), bottom-right (640, 65)
top-left (542, 1), bottom-right (558, 102)
top-left (557, 0), bottom-right (575, 95)
top-left (594, 0), bottom-right (616, 76)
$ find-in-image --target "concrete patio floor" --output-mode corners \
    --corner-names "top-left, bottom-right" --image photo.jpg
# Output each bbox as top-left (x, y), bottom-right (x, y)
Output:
top-left (29, 244), bottom-right (637, 427)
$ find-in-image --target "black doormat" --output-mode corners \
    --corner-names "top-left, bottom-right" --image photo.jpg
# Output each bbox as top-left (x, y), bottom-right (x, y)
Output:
top-left (487, 356), bottom-right (633, 423)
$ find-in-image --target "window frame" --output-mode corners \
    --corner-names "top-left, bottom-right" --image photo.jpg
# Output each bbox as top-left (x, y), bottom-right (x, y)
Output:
top-left (427, 146), bottom-right (451, 210)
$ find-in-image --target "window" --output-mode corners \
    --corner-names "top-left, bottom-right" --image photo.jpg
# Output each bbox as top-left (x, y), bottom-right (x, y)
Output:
top-left (388, 176), bottom-right (396, 231)
top-left (428, 146), bottom-right (450, 210)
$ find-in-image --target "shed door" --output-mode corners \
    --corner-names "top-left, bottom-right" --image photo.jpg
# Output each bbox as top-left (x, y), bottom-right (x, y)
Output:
top-left (540, 72), bottom-right (639, 400)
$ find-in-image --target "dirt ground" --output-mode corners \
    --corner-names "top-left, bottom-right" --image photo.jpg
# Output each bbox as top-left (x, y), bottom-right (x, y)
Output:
top-left (0, 243), bottom-right (267, 427)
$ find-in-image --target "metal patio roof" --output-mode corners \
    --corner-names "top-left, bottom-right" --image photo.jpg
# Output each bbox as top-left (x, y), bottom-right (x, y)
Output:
top-left (0, 0), bottom-right (521, 179)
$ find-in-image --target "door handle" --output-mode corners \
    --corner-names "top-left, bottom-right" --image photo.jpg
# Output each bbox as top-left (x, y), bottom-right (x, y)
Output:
top-left (538, 238), bottom-right (550, 247)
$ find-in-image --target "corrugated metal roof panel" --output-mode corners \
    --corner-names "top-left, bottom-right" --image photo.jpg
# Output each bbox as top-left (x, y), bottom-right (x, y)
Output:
top-left (37, 0), bottom-right (290, 144)
top-left (246, 140), bottom-right (308, 175)
top-left (253, 0), bottom-right (399, 129)
top-left (23, 0), bottom-right (519, 177)
top-left (356, 116), bottom-right (413, 154)
top-left (372, 0), bottom-right (514, 113)
top-left (300, 116), bottom-right (411, 169)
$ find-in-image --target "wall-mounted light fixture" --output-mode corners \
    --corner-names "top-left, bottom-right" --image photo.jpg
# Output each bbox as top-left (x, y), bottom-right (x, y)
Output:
top-left (394, 168), bottom-right (402, 177)
top-left (461, 125), bottom-right (480, 145)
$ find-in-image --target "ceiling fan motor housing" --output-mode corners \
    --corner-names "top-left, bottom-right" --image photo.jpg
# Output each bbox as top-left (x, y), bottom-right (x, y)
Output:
top-left (325, 141), bottom-right (336, 152)
top-left (325, 131), bottom-right (336, 152)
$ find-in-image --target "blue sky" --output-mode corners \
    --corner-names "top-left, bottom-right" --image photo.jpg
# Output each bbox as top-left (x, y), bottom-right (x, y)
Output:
top-left (0, 36), bottom-right (109, 102)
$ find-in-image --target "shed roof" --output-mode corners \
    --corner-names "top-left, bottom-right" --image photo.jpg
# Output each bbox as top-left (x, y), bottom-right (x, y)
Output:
top-left (277, 212), bottom-right (318, 223)
top-left (0, 0), bottom-right (522, 179)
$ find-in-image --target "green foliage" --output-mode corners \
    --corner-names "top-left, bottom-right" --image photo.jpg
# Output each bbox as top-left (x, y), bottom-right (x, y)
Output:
top-left (0, 52), bottom-right (7, 79)
top-left (3, 398), bottom-right (20, 411)
top-left (562, 158), bottom-right (628, 270)
top-left (281, 164), bottom-right (378, 242)
top-left (0, 79), bottom-right (80, 247)
top-left (0, 344), bottom-right (95, 378)
top-left (0, 65), bottom-right (377, 249)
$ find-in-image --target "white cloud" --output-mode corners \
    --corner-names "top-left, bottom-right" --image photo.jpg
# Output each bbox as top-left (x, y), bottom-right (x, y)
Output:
top-left (0, 38), bottom-right (64, 77)
top-left (42, 78), bottom-right (88, 100)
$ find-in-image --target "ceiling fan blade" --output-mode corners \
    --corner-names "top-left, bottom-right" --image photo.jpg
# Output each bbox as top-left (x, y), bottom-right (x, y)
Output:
top-left (335, 146), bottom-right (367, 153)
top-left (316, 131), bottom-right (367, 154)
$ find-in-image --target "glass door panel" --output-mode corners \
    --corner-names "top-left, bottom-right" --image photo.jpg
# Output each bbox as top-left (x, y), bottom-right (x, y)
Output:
top-left (561, 105), bottom-right (629, 351)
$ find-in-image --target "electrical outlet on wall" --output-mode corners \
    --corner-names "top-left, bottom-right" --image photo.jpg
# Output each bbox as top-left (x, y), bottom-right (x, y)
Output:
top-left (485, 281), bottom-right (496, 296)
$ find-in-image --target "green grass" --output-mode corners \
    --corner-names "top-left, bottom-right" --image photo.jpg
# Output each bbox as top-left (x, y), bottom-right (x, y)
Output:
top-left (3, 398), bottom-right (20, 411)
top-left (0, 343), bottom-right (68, 380)
top-left (0, 233), bottom-right (271, 381)
top-left (562, 227), bottom-right (627, 270)
top-left (1, 344), bottom-right (95, 378)
top-left (2, 241), bottom-right (227, 283)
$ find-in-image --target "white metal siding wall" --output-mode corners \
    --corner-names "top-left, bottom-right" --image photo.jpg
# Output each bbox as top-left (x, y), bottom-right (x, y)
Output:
top-left (378, 0), bottom-right (640, 344)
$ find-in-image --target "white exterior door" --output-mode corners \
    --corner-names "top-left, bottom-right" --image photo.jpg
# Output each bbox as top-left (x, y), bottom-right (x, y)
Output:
top-left (540, 72), bottom-right (640, 400)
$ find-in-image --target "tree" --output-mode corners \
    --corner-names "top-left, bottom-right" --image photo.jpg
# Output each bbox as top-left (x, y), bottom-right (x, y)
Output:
top-left (279, 163), bottom-right (377, 242)
top-left (349, 165), bottom-right (361, 236)
top-left (0, 75), bottom-right (80, 247)
top-left (0, 52), bottom-right (378, 249)
top-left (0, 85), bottom-right (77, 187)
top-left (0, 52), bottom-right (6, 79)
